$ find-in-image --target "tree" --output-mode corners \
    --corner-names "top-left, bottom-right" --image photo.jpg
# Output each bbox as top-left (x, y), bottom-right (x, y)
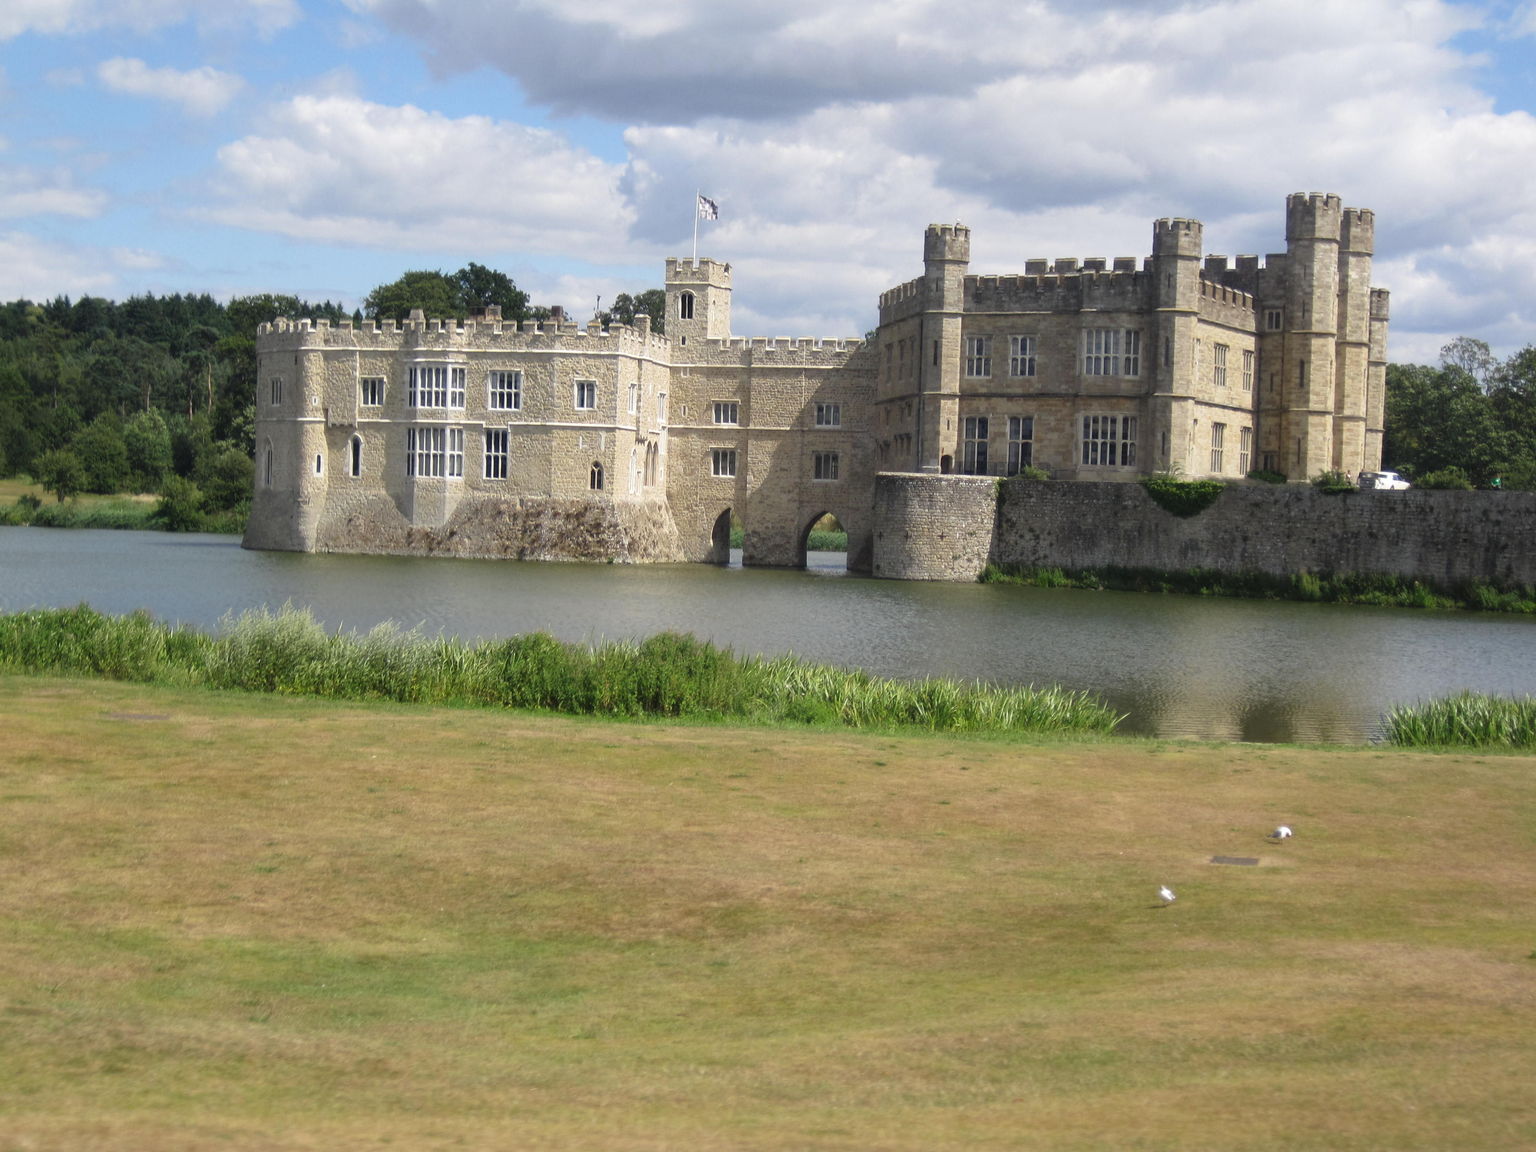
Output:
top-left (150, 475), bottom-right (205, 532)
top-left (605, 289), bottom-right (666, 334)
top-left (1440, 336), bottom-right (1496, 391)
top-left (123, 409), bottom-right (173, 492)
top-left (32, 447), bottom-right (85, 503)
top-left (1382, 362), bottom-right (1508, 486)
top-left (70, 412), bottom-right (130, 494)
top-left (196, 445), bottom-right (254, 512)
top-left (453, 262), bottom-right (529, 321)
top-left (365, 270), bottom-right (465, 322)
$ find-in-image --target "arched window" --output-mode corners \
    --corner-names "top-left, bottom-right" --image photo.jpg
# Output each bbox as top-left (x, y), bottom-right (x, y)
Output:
top-left (262, 440), bottom-right (274, 487)
top-left (314, 453), bottom-right (324, 476)
top-left (590, 461), bottom-right (604, 491)
top-left (350, 435), bottom-right (362, 477)
top-left (678, 291), bottom-right (695, 320)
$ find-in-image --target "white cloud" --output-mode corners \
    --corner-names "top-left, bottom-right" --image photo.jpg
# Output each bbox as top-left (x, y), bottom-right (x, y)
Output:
top-left (0, 231), bottom-right (123, 299)
top-left (0, 0), bottom-right (299, 40)
top-left (0, 168), bottom-right (107, 219)
top-left (206, 94), bottom-right (633, 262)
top-left (97, 58), bottom-right (244, 118)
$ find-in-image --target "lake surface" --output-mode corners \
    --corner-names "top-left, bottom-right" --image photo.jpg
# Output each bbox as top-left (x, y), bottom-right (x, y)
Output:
top-left (4, 526), bottom-right (1535, 743)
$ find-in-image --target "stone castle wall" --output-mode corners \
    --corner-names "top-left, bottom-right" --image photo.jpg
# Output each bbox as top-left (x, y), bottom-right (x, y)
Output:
top-left (872, 474), bottom-right (1536, 588)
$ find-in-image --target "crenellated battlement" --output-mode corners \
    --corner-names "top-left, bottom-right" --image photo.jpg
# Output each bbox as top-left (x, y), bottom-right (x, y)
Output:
top-left (967, 267), bottom-right (1152, 312)
top-left (256, 314), bottom-right (672, 357)
top-left (1153, 217), bottom-right (1203, 257)
top-left (664, 257), bottom-right (732, 286)
top-left (923, 223), bottom-right (971, 264)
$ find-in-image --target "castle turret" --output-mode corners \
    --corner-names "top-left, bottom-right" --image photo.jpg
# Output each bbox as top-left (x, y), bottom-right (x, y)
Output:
top-left (665, 258), bottom-right (732, 350)
top-left (1279, 193), bottom-right (1343, 480)
top-left (918, 224), bottom-right (970, 473)
top-left (1149, 217), bottom-right (1203, 470)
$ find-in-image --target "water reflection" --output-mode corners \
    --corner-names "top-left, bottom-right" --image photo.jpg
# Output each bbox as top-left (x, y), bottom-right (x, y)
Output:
top-left (3, 526), bottom-right (1534, 743)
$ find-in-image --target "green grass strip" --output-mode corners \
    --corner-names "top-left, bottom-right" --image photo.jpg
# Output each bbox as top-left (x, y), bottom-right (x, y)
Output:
top-left (1384, 692), bottom-right (1536, 747)
top-left (0, 604), bottom-right (1121, 737)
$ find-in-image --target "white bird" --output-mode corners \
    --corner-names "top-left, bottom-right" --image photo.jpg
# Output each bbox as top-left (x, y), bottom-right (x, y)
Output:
top-left (1158, 885), bottom-right (1176, 905)
top-left (1270, 825), bottom-right (1294, 840)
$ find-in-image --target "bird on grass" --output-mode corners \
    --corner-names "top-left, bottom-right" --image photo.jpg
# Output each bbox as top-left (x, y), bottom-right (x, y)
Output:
top-left (1158, 885), bottom-right (1176, 906)
top-left (1270, 825), bottom-right (1294, 841)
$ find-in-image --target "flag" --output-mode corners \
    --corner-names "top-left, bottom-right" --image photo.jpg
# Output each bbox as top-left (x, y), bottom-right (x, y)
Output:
top-left (697, 194), bottom-right (719, 221)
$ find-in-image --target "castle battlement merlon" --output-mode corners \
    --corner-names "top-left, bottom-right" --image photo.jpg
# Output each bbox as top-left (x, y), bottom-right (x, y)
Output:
top-left (256, 315), bottom-right (670, 356)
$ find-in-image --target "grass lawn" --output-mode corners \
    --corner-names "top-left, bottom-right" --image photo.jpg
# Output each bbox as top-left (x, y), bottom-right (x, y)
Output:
top-left (0, 476), bottom-right (156, 506)
top-left (1, 676), bottom-right (1533, 1150)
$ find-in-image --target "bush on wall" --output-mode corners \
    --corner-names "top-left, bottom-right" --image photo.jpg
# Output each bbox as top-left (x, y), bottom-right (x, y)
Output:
top-left (1139, 474), bottom-right (1226, 518)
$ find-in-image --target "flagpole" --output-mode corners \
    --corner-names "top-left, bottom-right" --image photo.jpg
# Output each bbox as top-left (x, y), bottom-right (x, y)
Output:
top-left (692, 189), bottom-right (700, 265)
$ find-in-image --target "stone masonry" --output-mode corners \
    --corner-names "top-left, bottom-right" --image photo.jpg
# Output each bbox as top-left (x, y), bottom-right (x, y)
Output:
top-left (244, 193), bottom-right (1388, 575)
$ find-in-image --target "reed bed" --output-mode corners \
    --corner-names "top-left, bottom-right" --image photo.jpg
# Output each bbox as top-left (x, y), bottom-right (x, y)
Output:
top-left (1384, 691), bottom-right (1536, 748)
top-left (0, 604), bottom-right (1120, 737)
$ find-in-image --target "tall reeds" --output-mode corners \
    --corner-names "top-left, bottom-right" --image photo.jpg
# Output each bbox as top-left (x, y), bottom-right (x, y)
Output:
top-left (0, 605), bottom-right (1121, 737)
top-left (1384, 692), bottom-right (1536, 748)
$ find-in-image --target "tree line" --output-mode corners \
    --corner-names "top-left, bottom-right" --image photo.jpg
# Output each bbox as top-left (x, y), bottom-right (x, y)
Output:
top-left (0, 265), bottom-right (666, 519)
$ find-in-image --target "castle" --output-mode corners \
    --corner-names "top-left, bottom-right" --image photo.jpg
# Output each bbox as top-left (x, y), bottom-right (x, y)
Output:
top-left (244, 192), bottom-right (1389, 575)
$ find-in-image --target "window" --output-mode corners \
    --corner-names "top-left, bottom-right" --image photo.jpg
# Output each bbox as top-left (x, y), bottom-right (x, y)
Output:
top-left (1007, 416), bottom-right (1033, 474)
top-left (360, 377), bottom-right (385, 406)
top-left (1081, 414), bottom-right (1138, 467)
top-left (1213, 343), bottom-right (1228, 388)
top-left (1082, 329), bottom-right (1141, 376)
top-left (628, 381), bottom-right (638, 415)
top-left (815, 402), bottom-right (841, 427)
top-left (657, 393), bottom-right (668, 423)
top-left (711, 448), bottom-right (737, 477)
top-left (1211, 422), bottom-right (1226, 473)
top-left (408, 365), bottom-right (465, 409)
top-left (965, 336), bottom-right (992, 378)
top-left (1265, 308), bottom-right (1283, 331)
top-left (484, 428), bottom-right (508, 479)
top-left (1297, 360), bottom-right (1307, 393)
top-left (679, 292), bottom-right (695, 320)
top-left (590, 461), bottom-right (604, 490)
top-left (349, 435), bottom-right (362, 477)
top-left (447, 428), bottom-right (464, 478)
top-left (262, 441), bottom-right (273, 486)
top-left (813, 451), bottom-right (839, 480)
top-left (574, 379), bottom-right (596, 410)
top-left (962, 415), bottom-right (989, 475)
top-left (488, 370), bottom-right (522, 411)
top-left (314, 453), bottom-right (324, 476)
top-left (1239, 426), bottom-right (1253, 474)
top-left (713, 401), bottom-right (739, 425)
top-left (406, 427), bottom-right (444, 478)
top-left (1009, 335), bottom-right (1036, 378)
top-left (268, 377), bottom-right (284, 405)
top-left (1242, 350), bottom-right (1254, 391)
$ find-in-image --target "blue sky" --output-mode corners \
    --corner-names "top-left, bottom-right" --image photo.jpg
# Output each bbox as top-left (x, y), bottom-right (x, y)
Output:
top-left (2, 0), bottom-right (1535, 363)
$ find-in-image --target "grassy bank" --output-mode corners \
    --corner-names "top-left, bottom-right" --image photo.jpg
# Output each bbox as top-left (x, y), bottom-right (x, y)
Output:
top-left (1385, 691), bottom-right (1536, 747)
top-left (0, 477), bottom-right (246, 533)
top-left (0, 676), bottom-right (1532, 1150)
top-left (0, 605), bottom-right (1120, 737)
top-left (982, 561), bottom-right (1536, 613)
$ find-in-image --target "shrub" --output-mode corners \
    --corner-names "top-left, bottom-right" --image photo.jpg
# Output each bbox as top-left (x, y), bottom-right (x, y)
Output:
top-left (151, 477), bottom-right (207, 532)
top-left (1246, 469), bottom-right (1287, 484)
top-left (1139, 474), bottom-right (1226, 517)
top-left (1311, 470), bottom-right (1357, 494)
top-left (1415, 466), bottom-right (1473, 490)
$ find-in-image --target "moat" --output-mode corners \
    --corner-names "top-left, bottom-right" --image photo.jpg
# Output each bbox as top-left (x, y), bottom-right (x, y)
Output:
top-left (5, 526), bottom-right (1535, 743)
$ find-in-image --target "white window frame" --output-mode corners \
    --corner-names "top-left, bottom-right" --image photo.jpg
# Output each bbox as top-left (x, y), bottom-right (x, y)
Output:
top-left (711, 448), bottom-right (737, 478)
top-left (1213, 343), bottom-right (1228, 388)
top-left (713, 400), bottom-right (739, 425)
top-left (1242, 350), bottom-right (1254, 391)
top-left (1239, 426), bottom-right (1253, 474)
top-left (406, 426), bottom-right (445, 478)
top-left (574, 379), bottom-right (597, 410)
top-left (657, 392), bottom-right (668, 424)
top-left (813, 450), bottom-right (839, 481)
top-left (1080, 414), bottom-right (1138, 468)
top-left (1007, 415), bottom-right (1033, 475)
top-left (962, 415), bottom-right (989, 475)
top-left (360, 377), bottom-right (385, 407)
top-left (1082, 329), bottom-right (1141, 377)
top-left (1211, 422), bottom-right (1226, 473)
top-left (590, 461), bottom-right (604, 490)
top-left (1009, 335), bottom-right (1037, 378)
top-left (408, 365), bottom-right (465, 409)
top-left (488, 370), bottom-right (522, 411)
top-left (484, 427), bottom-right (508, 480)
top-left (815, 402), bottom-right (841, 428)
top-left (965, 336), bottom-right (992, 378)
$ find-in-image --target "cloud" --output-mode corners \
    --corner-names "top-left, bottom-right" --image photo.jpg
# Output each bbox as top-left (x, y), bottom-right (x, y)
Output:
top-left (97, 58), bottom-right (244, 117)
top-left (0, 0), bottom-right (299, 40)
top-left (206, 94), bottom-right (633, 261)
top-left (0, 231), bottom-right (125, 299)
top-left (0, 168), bottom-right (107, 219)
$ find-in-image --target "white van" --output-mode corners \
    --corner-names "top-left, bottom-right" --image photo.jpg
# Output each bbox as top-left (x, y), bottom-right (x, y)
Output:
top-left (1358, 470), bottom-right (1411, 490)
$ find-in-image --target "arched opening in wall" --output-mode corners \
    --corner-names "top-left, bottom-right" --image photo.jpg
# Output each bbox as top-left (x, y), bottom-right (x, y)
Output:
top-left (262, 440), bottom-right (274, 487)
top-left (590, 461), bottom-right (604, 491)
top-left (940, 454), bottom-right (954, 474)
top-left (801, 512), bottom-right (849, 575)
top-left (708, 508), bottom-right (741, 566)
top-left (350, 435), bottom-right (362, 478)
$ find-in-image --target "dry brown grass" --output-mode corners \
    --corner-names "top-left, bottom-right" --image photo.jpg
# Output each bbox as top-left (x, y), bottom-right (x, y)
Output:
top-left (1, 676), bottom-right (1533, 1151)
